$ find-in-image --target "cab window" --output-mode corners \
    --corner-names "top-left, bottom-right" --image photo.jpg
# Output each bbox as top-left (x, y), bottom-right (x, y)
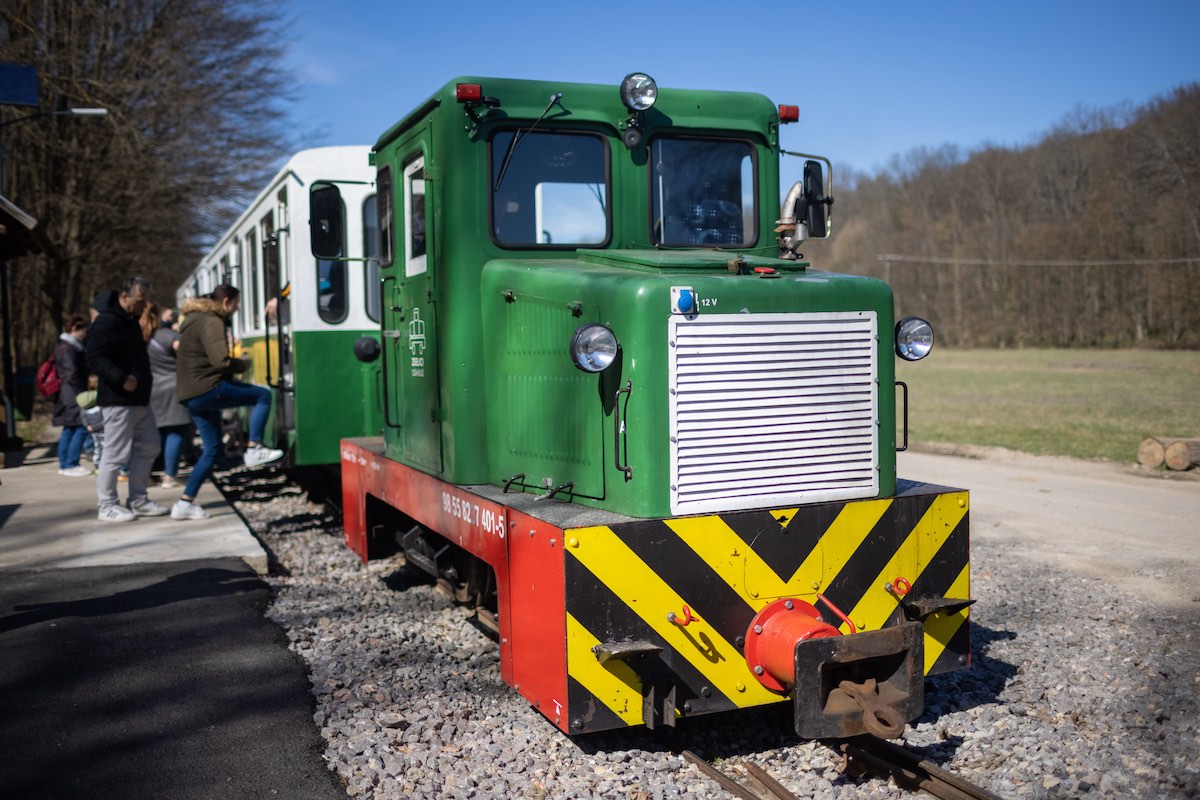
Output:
top-left (651, 138), bottom-right (756, 247)
top-left (491, 130), bottom-right (608, 247)
top-left (404, 157), bottom-right (427, 277)
top-left (377, 166), bottom-right (394, 268)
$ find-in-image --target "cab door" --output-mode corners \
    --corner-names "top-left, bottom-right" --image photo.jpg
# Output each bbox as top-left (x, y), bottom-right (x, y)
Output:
top-left (394, 145), bottom-right (442, 473)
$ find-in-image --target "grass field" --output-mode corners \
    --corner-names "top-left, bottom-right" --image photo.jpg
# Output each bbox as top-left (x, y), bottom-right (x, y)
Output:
top-left (896, 349), bottom-right (1200, 463)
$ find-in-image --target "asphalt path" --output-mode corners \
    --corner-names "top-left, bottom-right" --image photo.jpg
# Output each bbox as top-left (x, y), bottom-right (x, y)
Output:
top-left (900, 447), bottom-right (1200, 609)
top-left (0, 558), bottom-right (343, 800)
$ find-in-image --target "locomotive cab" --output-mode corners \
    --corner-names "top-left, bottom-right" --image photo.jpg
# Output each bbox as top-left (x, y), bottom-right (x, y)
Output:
top-left (321, 74), bottom-right (971, 739)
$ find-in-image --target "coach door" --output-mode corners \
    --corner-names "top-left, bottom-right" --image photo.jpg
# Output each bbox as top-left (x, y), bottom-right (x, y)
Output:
top-left (392, 147), bottom-right (442, 473)
top-left (262, 204), bottom-right (296, 437)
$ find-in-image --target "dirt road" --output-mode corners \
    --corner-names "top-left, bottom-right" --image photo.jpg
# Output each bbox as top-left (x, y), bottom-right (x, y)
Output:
top-left (899, 447), bottom-right (1200, 609)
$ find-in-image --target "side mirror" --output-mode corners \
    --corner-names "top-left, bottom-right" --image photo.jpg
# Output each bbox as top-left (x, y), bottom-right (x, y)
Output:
top-left (801, 160), bottom-right (832, 238)
top-left (310, 183), bottom-right (346, 258)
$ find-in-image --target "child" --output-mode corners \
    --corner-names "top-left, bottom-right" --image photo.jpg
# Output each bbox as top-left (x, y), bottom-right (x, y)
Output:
top-left (77, 389), bottom-right (104, 471)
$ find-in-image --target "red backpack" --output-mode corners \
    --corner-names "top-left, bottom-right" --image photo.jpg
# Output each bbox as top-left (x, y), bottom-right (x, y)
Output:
top-left (35, 349), bottom-right (62, 397)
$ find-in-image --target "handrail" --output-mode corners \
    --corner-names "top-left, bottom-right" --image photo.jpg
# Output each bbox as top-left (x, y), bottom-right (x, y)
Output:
top-left (380, 275), bottom-right (401, 429)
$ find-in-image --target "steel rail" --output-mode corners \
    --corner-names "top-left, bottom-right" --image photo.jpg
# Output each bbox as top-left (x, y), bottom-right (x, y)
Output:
top-left (685, 737), bottom-right (1004, 800)
top-left (838, 737), bottom-right (1006, 800)
top-left (682, 750), bottom-right (799, 800)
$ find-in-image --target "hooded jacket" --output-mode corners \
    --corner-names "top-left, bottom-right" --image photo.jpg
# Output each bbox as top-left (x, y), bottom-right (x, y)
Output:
top-left (51, 332), bottom-right (88, 426)
top-left (176, 297), bottom-right (246, 402)
top-left (85, 289), bottom-right (152, 407)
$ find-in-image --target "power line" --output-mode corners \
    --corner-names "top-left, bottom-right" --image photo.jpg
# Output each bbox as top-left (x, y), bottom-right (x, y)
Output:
top-left (877, 254), bottom-right (1200, 267)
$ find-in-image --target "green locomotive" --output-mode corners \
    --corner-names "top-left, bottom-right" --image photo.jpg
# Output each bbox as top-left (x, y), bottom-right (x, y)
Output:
top-left (322, 74), bottom-right (970, 738)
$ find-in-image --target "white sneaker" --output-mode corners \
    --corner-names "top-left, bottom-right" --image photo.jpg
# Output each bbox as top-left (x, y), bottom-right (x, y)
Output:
top-left (171, 499), bottom-right (210, 520)
top-left (128, 497), bottom-right (169, 517)
top-left (243, 445), bottom-right (284, 469)
top-left (59, 465), bottom-right (92, 477)
top-left (98, 505), bottom-right (136, 522)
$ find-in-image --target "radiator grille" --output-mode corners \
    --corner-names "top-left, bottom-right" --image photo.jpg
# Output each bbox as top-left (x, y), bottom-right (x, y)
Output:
top-left (668, 312), bottom-right (879, 515)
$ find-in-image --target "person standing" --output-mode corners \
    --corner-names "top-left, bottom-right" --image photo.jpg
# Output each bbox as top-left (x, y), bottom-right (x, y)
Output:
top-left (172, 284), bottom-right (282, 520)
top-left (148, 304), bottom-right (191, 488)
top-left (52, 314), bottom-right (92, 477)
top-left (85, 277), bottom-right (166, 522)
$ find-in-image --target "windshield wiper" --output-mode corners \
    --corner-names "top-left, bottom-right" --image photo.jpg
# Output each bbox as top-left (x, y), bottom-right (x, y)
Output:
top-left (493, 92), bottom-right (564, 192)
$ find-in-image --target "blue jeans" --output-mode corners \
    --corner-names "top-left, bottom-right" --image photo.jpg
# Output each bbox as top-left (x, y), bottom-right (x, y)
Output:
top-left (159, 424), bottom-right (189, 478)
top-left (181, 380), bottom-right (272, 499)
top-left (58, 424), bottom-right (88, 469)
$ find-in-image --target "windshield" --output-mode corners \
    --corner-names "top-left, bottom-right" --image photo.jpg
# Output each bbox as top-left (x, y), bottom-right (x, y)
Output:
top-left (491, 130), bottom-right (608, 246)
top-left (651, 138), bottom-right (756, 247)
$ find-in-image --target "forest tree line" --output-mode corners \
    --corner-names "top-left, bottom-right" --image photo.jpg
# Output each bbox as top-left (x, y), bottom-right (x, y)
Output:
top-left (805, 83), bottom-right (1200, 348)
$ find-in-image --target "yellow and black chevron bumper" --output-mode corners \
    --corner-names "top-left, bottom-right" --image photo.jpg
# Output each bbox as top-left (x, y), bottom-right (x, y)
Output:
top-left (556, 480), bottom-right (969, 734)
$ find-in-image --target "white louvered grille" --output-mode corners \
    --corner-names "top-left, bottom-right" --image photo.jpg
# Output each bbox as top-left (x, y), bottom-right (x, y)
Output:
top-left (668, 312), bottom-right (879, 515)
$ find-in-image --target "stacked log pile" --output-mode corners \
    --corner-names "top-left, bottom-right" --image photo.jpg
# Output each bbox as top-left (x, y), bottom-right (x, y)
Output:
top-left (1138, 436), bottom-right (1200, 471)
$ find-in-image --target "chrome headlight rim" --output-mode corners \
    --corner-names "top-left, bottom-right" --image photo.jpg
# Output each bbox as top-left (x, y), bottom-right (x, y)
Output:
top-left (619, 72), bottom-right (657, 112)
top-left (895, 316), bottom-right (934, 361)
top-left (569, 323), bottom-right (619, 372)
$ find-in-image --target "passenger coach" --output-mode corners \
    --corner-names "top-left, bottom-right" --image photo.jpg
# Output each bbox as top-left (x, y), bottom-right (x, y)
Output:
top-left (181, 146), bottom-right (384, 466)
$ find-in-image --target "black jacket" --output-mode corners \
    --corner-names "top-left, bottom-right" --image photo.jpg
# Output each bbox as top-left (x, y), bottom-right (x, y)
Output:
top-left (85, 289), bottom-right (152, 407)
top-left (51, 333), bottom-right (88, 427)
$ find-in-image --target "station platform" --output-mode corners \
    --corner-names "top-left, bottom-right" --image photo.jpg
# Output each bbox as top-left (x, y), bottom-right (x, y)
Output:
top-left (0, 440), bottom-right (267, 574)
top-left (0, 436), bottom-right (343, 799)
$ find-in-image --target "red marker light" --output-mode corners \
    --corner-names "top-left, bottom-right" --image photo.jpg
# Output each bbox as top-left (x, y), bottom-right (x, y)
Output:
top-left (778, 104), bottom-right (799, 123)
top-left (754, 266), bottom-right (777, 275)
top-left (456, 83), bottom-right (483, 103)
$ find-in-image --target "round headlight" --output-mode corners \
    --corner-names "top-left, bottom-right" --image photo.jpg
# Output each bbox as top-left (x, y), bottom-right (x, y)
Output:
top-left (620, 73), bottom-right (657, 112)
top-left (570, 324), bottom-right (619, 372)
top-left (895, 316), bottom-right (934, 361)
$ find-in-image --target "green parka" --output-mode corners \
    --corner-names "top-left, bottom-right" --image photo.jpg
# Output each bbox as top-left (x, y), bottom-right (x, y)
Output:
top-left (175, 297), bottom-right (247, 402)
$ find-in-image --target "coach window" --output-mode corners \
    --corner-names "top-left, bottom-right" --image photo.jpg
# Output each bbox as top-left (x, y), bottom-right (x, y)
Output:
top-left (232, 240), bottom-right (247, 330)
top-left (317, 259), bottom-right (347, 323)
top-left (651, 138), bottom-right (756, 247)
top-left (277, 188), bottom-right (291, 291)
top-left (377, 166), bottom-right (394, 268)
top-left (261, 214), bottom-right (277, 302)
top-left (491, 130), bottom-right (608, 247)
top-left (314, 183), bottom-right (348, 324)
top-left (404, 157), bottom-right (426, 277)
top-left (246, 229), bottom-right (261, 329)
top-left (363, 194), bottom-right (380, 322)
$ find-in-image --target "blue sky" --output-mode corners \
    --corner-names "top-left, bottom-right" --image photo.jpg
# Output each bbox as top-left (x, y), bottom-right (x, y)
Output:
top-left (280, 0), bottom-right (1200, 185)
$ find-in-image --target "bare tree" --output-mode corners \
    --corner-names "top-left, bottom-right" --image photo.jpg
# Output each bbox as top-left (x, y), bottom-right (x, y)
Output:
top-left (1, 0), bottom-right (294, 368)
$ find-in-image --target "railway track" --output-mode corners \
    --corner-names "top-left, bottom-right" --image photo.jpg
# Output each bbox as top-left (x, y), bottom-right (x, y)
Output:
top-left (684, 736), bottom-right (1005, 800)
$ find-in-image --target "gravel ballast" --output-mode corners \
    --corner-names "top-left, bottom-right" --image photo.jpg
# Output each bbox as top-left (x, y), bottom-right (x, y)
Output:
top-left (220, 468), bottom-right (1200, 799)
